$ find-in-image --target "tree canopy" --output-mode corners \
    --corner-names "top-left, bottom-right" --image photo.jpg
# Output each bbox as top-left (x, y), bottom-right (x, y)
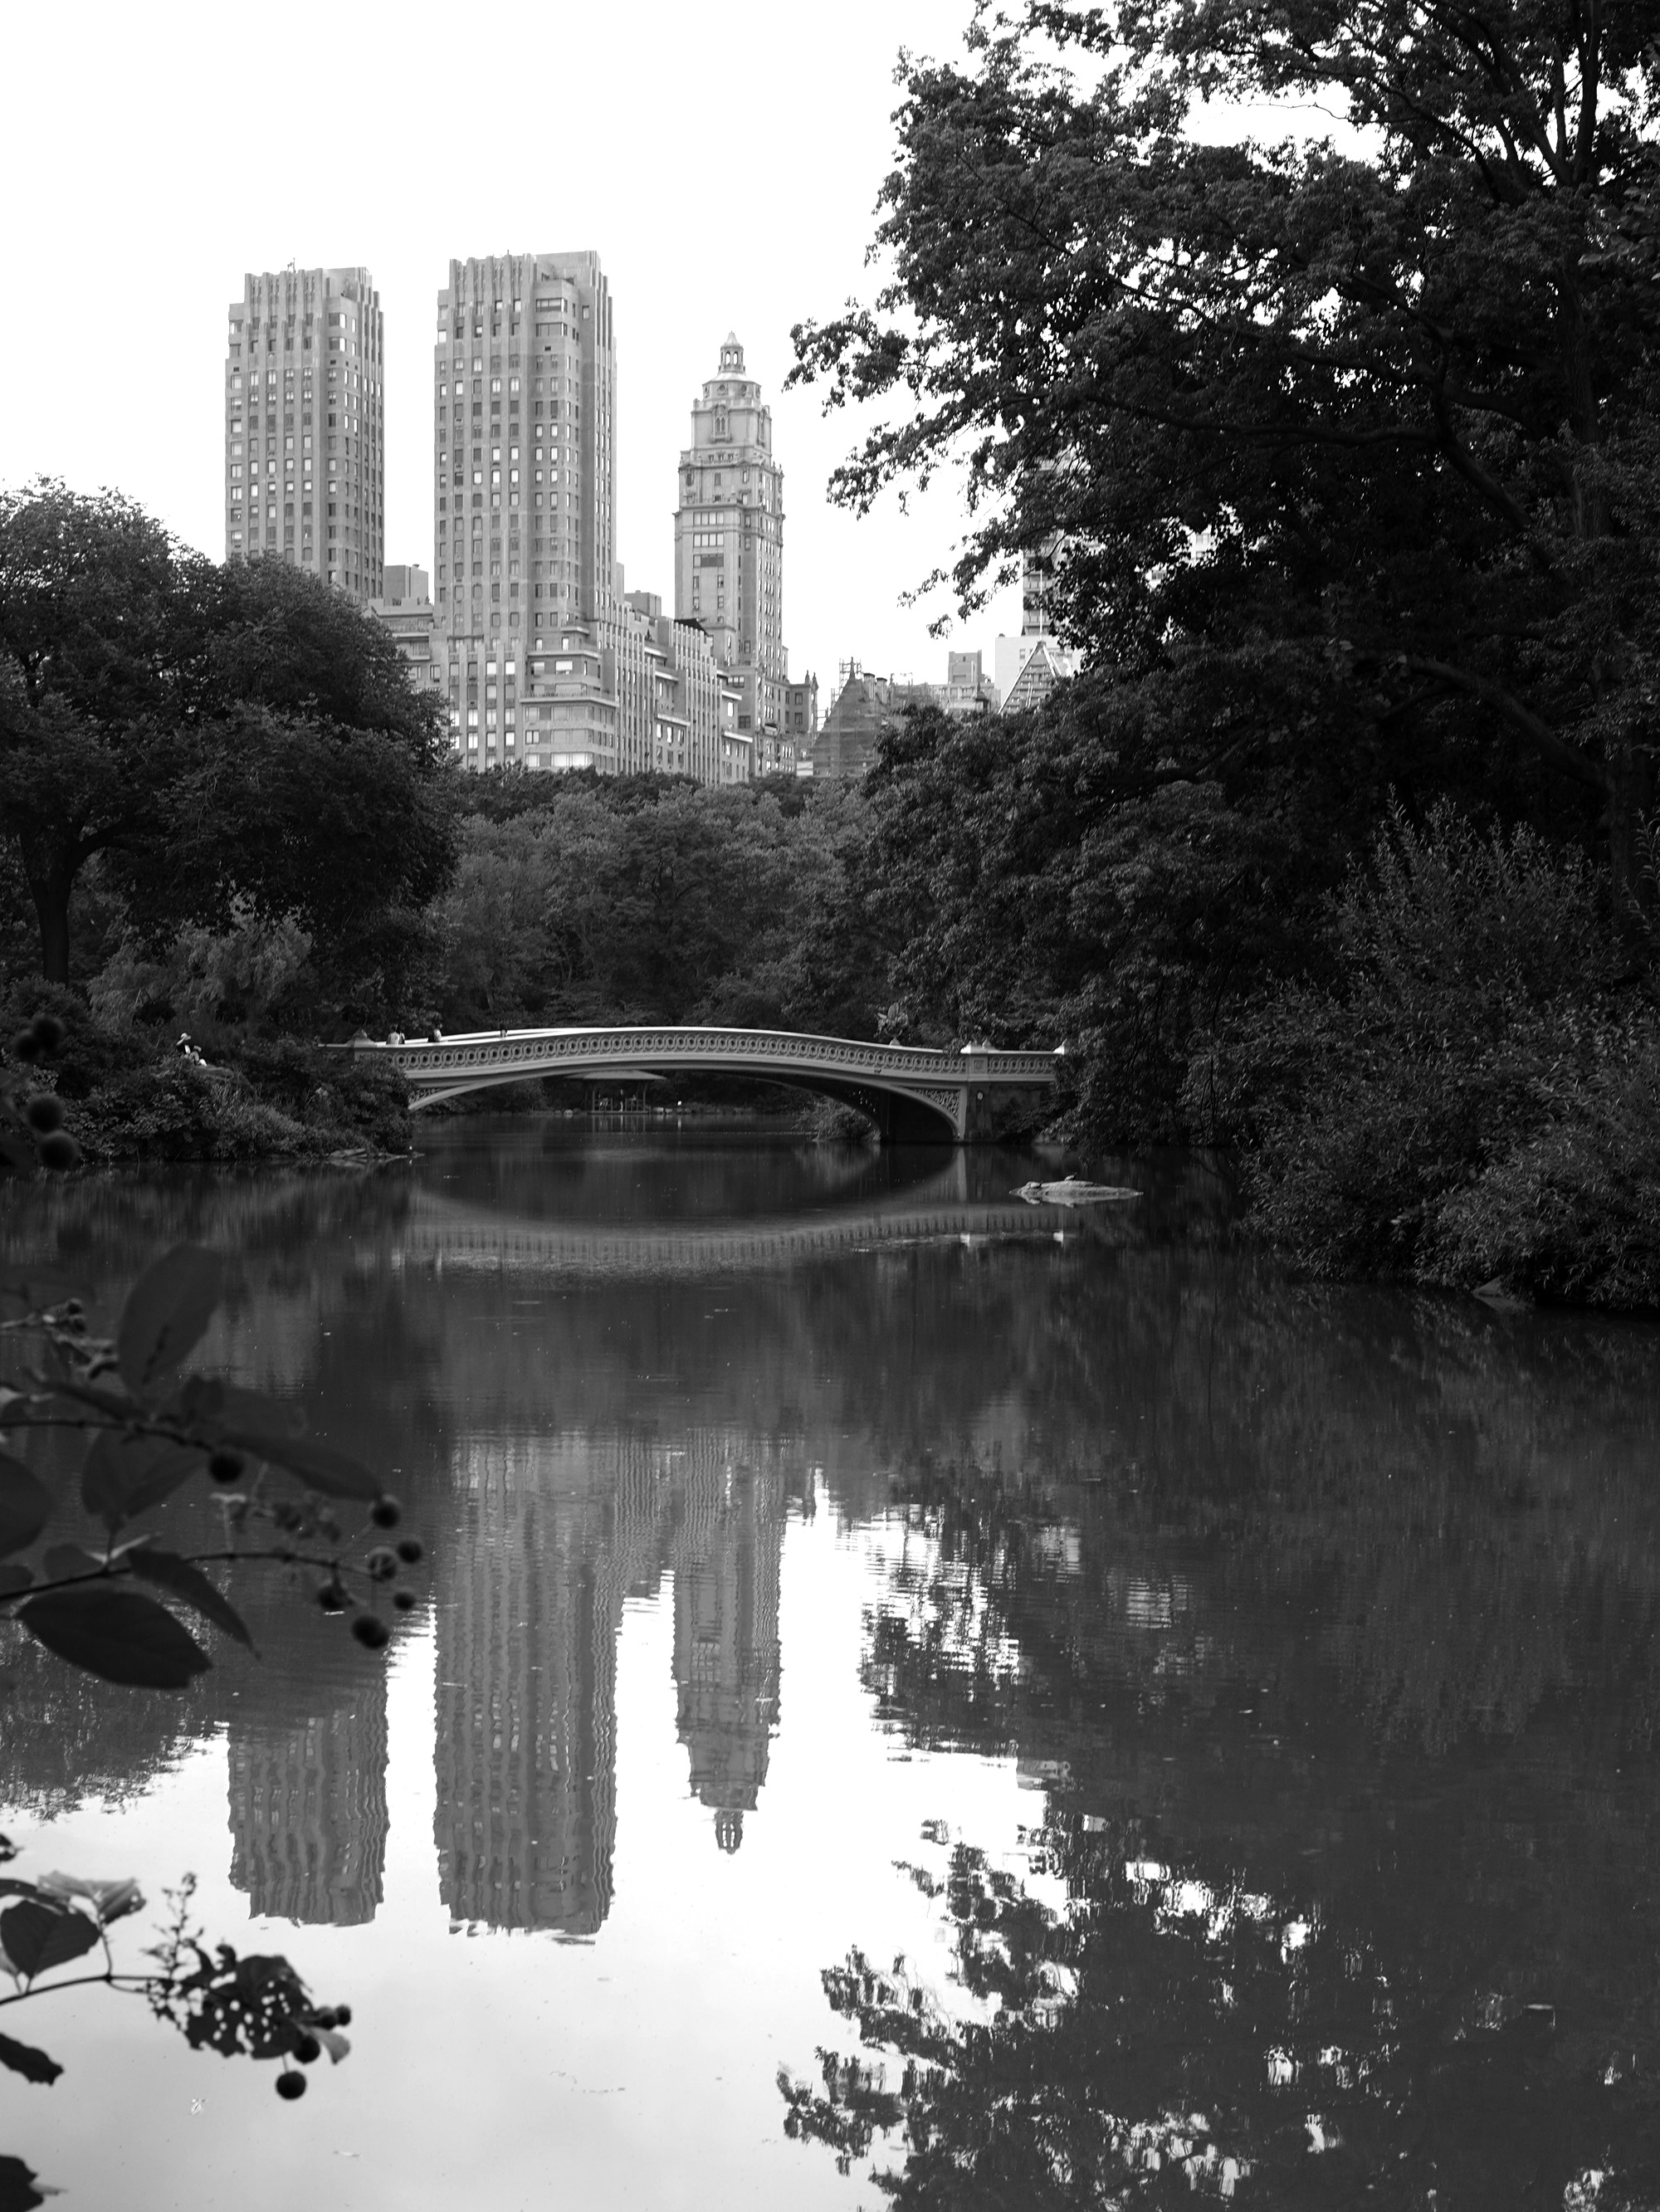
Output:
top-left (793, 0), bottom-right (1660, 932)
top-left (0, 485), bottom-right (456, 990)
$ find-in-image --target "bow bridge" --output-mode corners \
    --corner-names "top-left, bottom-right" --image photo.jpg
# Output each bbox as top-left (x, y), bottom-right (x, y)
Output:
top-left (339, 1026), bottom-right (1061, 1142)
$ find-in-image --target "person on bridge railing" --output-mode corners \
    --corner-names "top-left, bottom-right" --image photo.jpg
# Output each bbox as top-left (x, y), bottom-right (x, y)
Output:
top-left (387, 1029), bottom-right (405, 1047)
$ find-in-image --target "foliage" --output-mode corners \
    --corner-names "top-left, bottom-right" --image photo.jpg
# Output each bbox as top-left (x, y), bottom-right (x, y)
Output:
top-left (223, 1035), bottom-right (411, 1153)
top-left (0, 1013), bottom-right (417, 1671)
top-left (89, 900), bottom-right (315, 1035)
top-left (0, 1239), bottom-right (419, 1682)
top-left (779, 1414), bottom-right (1660, 2208)
top-left (0, 485), bottom-right (458, 989)
top-left (0, 1844), bottom-right (354, 2203)
top-left (858, 688), bottom-right (1320, 1133)
top-left (429, 771), bottom-right (884, 1037)
top-left (791, 0), bottom-right (1658, 931)
top-left (783, 1827), bottom-right (1660, 2210)
top-left (1221, 805), bottom-right (1660, 1303)
top-left (60, 1062), bottom-right (328, 1165)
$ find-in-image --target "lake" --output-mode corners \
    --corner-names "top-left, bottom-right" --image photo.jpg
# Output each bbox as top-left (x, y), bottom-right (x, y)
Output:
top-left (2, 1119), bottom-right (1658, 2210)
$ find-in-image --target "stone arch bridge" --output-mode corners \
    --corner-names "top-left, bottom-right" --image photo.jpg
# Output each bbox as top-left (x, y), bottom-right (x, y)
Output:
top-left (339, 1026), bottom-right (1061, 1143)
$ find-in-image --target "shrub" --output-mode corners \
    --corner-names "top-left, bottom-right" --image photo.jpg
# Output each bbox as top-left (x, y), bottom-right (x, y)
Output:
top-left (227, 1037), bottom-right (410, 1152)
top-left (64, 1062), bottom-right (324, 1163)
top-left (1228, 804), bottom-right (1658, 1306)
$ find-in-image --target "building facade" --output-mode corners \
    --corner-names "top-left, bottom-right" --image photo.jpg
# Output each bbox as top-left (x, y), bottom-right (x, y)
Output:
top-left (810, 654), bottom-right (993, 779)
top-left (674, 337), bottom-right (788, 745)
top-left (225, 266), bottom-right (383, 598)
top-left (994, 547), bottom-right (1081, 709)
top-left (434, 251), bottom-right (617, 769)
top-left (369, 564), bottom-right (441, 699)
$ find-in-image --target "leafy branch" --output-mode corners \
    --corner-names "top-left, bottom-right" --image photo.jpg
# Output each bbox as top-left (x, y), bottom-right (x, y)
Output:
top-left (0, 1841), bottom-right (354, 2210)
top-left (0, 1019), bottom-right (424, 1684)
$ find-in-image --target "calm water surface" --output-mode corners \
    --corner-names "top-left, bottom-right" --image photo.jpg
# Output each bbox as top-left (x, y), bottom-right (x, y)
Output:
top-left (2, 1121), bottom-right (1659, 2210)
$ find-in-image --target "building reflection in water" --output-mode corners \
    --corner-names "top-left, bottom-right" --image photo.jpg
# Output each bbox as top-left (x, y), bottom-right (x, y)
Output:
top-left (668, 1459), bottom-right (783, 1854)
top-left (433, 1429), bottom-right (793, 1934)
top-left (227, 1682), bottom-right (389, 1926)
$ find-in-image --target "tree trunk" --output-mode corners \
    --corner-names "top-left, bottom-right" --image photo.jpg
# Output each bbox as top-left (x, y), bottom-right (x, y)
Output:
top-left (27, 867), bottom-right (73, 985)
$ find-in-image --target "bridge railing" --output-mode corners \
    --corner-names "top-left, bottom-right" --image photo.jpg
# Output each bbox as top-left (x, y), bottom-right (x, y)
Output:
top-left (333, 1025), bottom-right (1061, 1089)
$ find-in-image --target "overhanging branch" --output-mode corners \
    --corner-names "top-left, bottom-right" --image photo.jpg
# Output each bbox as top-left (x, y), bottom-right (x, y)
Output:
top-left (1404, 657), bottom-right (1609, 794)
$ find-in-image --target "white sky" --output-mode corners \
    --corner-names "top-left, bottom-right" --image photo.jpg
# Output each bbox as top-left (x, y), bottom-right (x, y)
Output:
top-left (0, 0), bottom-right (1022, 696)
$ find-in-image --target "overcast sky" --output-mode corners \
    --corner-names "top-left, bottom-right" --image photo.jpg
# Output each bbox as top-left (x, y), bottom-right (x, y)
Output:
top-left (0, 0), bottom-right (1023, 695)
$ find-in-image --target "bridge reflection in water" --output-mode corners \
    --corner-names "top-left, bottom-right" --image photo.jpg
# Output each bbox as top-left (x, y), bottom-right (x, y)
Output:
top-left (393, 1155), bottom-right (1095, 1282)
top-left (345, 1024), bottom-right (1061, 1142)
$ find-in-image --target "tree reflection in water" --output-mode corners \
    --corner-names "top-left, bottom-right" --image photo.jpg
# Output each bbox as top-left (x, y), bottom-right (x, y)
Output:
top-left (785, 1384), bottom-right (1660, 2208)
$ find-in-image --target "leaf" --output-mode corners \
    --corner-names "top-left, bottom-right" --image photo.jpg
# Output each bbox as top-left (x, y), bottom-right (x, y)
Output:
top-left (0, 2155), bottom-right (46, 2211)
top-left (18, 1587), bottom-right (210, 1689)
top-left (37, 1874), bottom-right (143, 1923)
top-left (128, 1550), bottom-right (253, 1651)
top-left (116, 1245), bottom-right (224, 1399)
top-left (0, 1565), bottom-right (32, 1595)
top-left (0, 1900), bottom-right (100, 1979)
top-left (0, 1455), bottom-right (50, 1560)
top-left (170, 1376), bottom-right (303, 1438)
top-left (80, 1431), bottom-right (202, 1531)
top-left (315, 2024), bottom-right (351, 2065)
top-left (0, 2033), bottom-right (61, 2086)
top-left (41, 1546), bottom-right (102, 1582)
top-left (232, 1432), bottom-right (380, 1502)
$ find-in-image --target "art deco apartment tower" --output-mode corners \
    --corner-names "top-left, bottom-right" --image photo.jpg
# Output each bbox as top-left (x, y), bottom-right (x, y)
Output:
top-left (432, 252), bottom-right (616, 762)
top-left (673, 336), bottom-right (787, 740)
top-left (224, 266), bottom-right (383, 601)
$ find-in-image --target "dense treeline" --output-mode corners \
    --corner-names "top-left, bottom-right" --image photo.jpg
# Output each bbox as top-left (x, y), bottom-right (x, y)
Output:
top-left (783, 0), bottom-right (1660, 1307)
top-left (428, 773), bottom-right (881, 1036)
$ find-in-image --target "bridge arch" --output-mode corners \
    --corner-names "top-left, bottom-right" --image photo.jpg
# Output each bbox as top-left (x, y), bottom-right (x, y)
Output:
top-left (338, 1027), bottom-right (1060, 1145)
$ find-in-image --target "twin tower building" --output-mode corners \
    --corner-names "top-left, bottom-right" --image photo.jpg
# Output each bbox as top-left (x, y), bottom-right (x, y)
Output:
top-left (223, 256), bottom-right (813, 782)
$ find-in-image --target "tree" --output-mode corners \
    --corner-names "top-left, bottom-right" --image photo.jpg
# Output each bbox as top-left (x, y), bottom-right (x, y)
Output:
top-left (792, 0), bottom-right (1660, 949)
top-left (0, 486), bottom-right (191, 984)
top-left (0, 485), bottom-right (457, 991)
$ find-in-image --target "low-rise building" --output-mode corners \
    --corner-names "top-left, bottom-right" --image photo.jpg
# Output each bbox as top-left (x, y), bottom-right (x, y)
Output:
top-left (811, 662), bottom-right (935, 780)
top-left (809, 652), bottom-right (998, 779)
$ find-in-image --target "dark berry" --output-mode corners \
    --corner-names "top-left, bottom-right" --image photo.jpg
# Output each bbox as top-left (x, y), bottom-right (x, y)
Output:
top-left (318, 1583), bottom-right (347, 1614)
top-left (395, 1538), bottom-right (423, 1565)
top-left (369, 1495), bottom-right (402, 1529)
top-left (292, 2031), bottom-right (321, 2063)
top-left (7, 1031), bottom-right (40, 1064)
top-left (393, 1589), bottom-right (416, 1612)
top-left (28, 1016), bottom-right (64, 1054)
top-left (36, 1132), bottom-right (81, 1171)
top-left (350, 1614), bottom-right (390, 1650)
top-left (208, 1448), bottom-right (245, 1484)
top-left (23, 1095), bottom-right (62, 1134)
top-left (275, 2070), bottom-right (306, 2101)
top-left (365, 1546), bottom-right (398, 1582)
top-left (332, 2005), bottom-right (351, 2027)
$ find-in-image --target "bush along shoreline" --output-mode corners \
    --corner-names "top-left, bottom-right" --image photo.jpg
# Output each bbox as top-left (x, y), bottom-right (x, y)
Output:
top-left (2, 991), bottom-right (411, 1164)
